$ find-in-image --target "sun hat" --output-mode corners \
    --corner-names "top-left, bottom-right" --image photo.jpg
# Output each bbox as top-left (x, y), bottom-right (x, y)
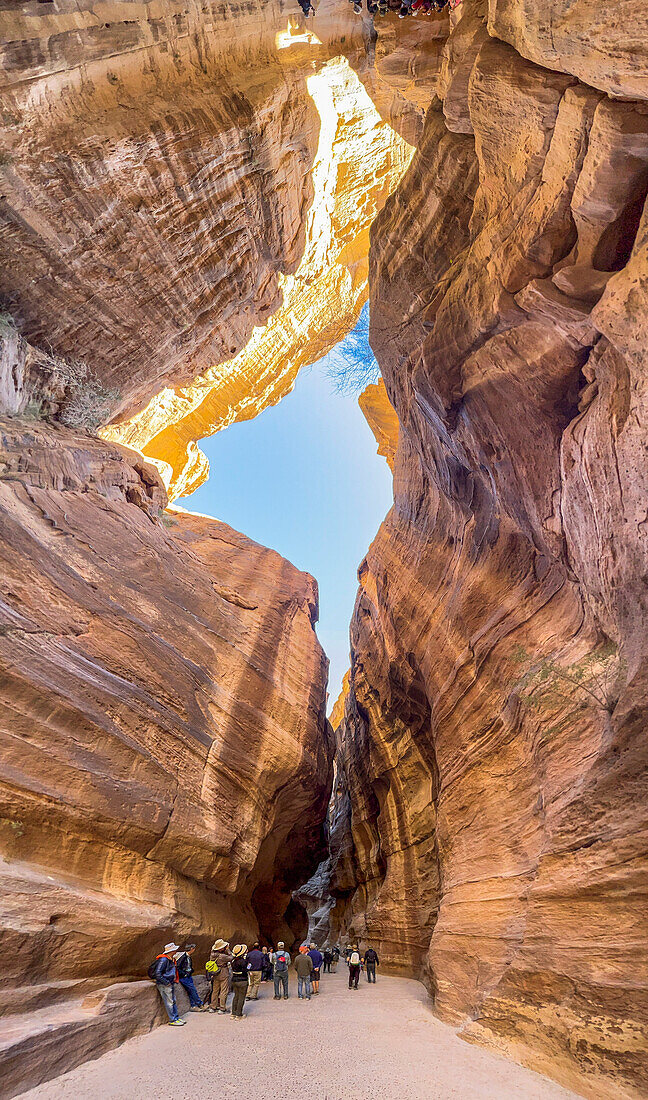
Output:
top-left (212, 939), bottom-right (228, 951)
top-left (299, 944), bottom-right (308, 954)
top-left (232, 944), bottom-right (248, 958)
top-left (277, 941), bottom-right (285, 948)
top-left (164, 942), bottom-right (180, 953)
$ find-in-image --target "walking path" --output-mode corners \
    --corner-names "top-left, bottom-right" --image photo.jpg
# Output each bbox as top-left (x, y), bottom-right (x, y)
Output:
top-left (23, 970), bottom-right (581, 1100)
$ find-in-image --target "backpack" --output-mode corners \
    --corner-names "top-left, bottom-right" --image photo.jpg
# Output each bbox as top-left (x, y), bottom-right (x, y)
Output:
top-left (205, 959), bottom-right (220, 975)
top-left (147, 955), bottom-right (164, 981)
top-left (275, 952), bottom-right (288, 973)
top-left (350, 951), bottom-right (360, 966)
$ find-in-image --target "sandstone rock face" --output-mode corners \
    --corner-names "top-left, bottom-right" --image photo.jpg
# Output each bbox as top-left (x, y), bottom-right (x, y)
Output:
top-left (333, 5), bottom-right (648, 1098)
top-left (0, 0), bottom-right (416, 500)
top-left (105, 54), bottom-right (414, 498)
top-left (358, 379), bottom-right (399, 470)
top-left (0, 405), bottom-right (332, 986)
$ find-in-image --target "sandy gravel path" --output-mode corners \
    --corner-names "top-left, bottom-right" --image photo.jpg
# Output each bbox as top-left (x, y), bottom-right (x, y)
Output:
top-left (23, 969), bottom-right (581, 1100)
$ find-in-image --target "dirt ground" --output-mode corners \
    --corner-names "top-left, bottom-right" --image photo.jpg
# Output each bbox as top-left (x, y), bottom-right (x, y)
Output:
top-left (22, 969), bottom-right (582, 1099)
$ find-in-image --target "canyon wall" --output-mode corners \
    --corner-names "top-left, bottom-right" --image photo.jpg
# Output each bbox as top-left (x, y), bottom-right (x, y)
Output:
top-left (0, 332), bottom-right (332, 991)
top-left (332, 3), bottom-right (648, 1099)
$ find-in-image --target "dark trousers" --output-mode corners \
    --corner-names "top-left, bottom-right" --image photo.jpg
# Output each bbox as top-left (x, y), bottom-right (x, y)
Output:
top-left (366, 963), bottom-right (376, 983)
top-left (323, 960), bottom-right (331, 972)
top-left (180, 975), bottom-right (203, 1006)
top-left (274, 970), bottom-right (289, 998)
top-left (349, 964), bottom-right (360, 989)
top-left (231, 980), bottom-right (248, 1017)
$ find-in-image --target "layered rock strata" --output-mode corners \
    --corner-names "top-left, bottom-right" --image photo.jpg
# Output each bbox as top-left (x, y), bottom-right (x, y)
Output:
top-left (333, 3), bottom-right (648, 1098)
top-left (0, 0), bottom-right (418, 499)
top-left (0, 373), bottom-right (332, 988)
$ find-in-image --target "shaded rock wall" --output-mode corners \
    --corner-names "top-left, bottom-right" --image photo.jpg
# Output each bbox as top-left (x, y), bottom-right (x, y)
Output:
top-left (333, 3), bottom-right (648, 1098)
top-left (0, 355), bottom-right (332, 985)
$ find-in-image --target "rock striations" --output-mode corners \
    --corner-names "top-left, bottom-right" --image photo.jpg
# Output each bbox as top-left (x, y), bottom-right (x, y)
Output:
top-left (331, 3), bottom-right (648, 1099)
top-left (0, 370), bottom-right (332, 987)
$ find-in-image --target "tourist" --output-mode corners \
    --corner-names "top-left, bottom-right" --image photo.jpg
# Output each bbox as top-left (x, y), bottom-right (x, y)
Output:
top-left (152, 942), bottom-right (185, 1025)
top-left (208, 938), bottom-right (232, 1015)
top-left (245, 942), bottom-right (265, 1000)
top-left (323, 947), bottom-right (332, 973)
top-left (261, 945), bottom-right (273, 982)
top-left (273, 941), bottom-right (291, 999)
top-left (175, 944), bottom-right (206, 1010)
top-left (230, 945), bottom-right (249, 1019)
top-left (295, 945), bottom-right (314, 999)
top-left (308, 942), bottom-right (324, 994)
top-left (344, 945), bottom-right (352, 967)
top-left (331, 945), bottom-right (340, 972)
top-left (363, 946), bottom-right (380, 983)
top-left (348, 945), bottom-right (361, 990)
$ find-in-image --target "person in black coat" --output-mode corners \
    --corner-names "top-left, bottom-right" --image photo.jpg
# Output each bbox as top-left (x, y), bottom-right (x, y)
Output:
top-left (175, 944), bottom-right (206, 1010)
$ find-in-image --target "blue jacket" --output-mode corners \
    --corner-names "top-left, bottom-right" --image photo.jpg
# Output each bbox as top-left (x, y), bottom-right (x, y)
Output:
top-left (246, 949), bottom-right (265, 972)
top-left (308, 948), bottom-right (323, 969)
top-left (154, 955), bottom-right (177, 985)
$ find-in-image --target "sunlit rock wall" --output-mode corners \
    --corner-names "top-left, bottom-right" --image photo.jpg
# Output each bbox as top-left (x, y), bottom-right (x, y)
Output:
top-left (0, 355), bottom-right (332, 985)
top-left (0, 0), bottom-right (415, 500)
top-left (106, 52), bottom-right (415, 498)
top-left (335, 3), bottom-right (648, 1098)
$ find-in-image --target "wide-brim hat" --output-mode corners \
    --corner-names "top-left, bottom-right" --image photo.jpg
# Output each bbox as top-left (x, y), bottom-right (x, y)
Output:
top-left (212, 939), bottom-right (228, 951)
top-left (232, 944), bottom-right (248, 958)
top-left (164, 942), bottom-right (180, 953)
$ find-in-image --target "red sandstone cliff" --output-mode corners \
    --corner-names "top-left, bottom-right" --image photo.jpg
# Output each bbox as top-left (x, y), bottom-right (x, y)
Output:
top-left (0, 384), bottom-right (332, 987)
top-left (332, 4), bottom-right (648, 1099)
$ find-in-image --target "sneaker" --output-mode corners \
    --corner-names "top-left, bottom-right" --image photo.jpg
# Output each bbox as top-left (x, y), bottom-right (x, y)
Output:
top-left (273, 995), bottom-right (280, 1000)
top-left (283, 995), bottom-right (289, 1000)
top-left (217, 1009), bottom-right (227, 1015)
top-left (169, 1019), bottom-right (186, 1026)
top-left (189, 1006), bottom-right (202, 1012)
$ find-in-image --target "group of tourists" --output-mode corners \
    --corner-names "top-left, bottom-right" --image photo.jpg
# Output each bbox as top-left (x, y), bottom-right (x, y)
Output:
top-left (346, 0), bottom-right (458, 17)
top-left (150, 939), bottom-right (380, 1024)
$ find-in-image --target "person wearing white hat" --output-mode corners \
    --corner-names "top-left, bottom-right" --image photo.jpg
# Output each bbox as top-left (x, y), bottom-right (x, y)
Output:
top-left (152, 943), bottom-right (186, 1025)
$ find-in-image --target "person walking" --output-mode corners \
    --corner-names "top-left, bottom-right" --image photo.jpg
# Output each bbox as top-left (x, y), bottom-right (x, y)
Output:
top-left (295, 945), bottom-right (313, 999)
top-left (151, 942), bottom-right (186, 1025)
top-left (272, 942), bottom-right (291, 999)
top-left (348, 945), bottom-right (361, 990)
top-left (175, 944), bottom-right (206, 1011)
top-left (322, 948), bottom-right (332, 973)
top-left (344, 945), bottom-right (352, 968)
top-left (363, 946), bottom-right (380, 983)
top-left (307, 942), bottom-right (324, 994)
top-left (245, 942), bottom-right (265, 1000)
top-left (207, 938), bottom-right (232, 1014)
top-left (331, 945), bottom-right (340, 973)
top-left (230, 945), bottom-right (249, 1020)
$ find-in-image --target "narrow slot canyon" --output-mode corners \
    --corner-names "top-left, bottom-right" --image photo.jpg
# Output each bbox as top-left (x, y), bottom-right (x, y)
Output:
top-left (0, 2), bottom-right (647, 1099)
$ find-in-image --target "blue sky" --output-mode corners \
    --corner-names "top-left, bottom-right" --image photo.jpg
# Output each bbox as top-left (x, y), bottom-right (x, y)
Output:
top-left (177, 309), bottom-right (393, 711)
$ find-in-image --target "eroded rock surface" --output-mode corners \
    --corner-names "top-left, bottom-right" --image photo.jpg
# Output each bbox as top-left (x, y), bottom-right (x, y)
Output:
top-left (333, 4), bottom-right (648, 1098)
top-left (0, 405), bottom-right (332, 987)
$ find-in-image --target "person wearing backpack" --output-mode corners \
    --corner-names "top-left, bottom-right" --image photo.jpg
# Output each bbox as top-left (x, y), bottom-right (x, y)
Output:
top-left (207, 938), bottom-right (232, 1014)
top-left (348, 945), bottom-right (361, 990)
top-left (149, 942), bottom-right (186, 1025)
top-left (363, 946), bottom-right (380, 983)
top-left (175, 944), bottom-right (206, 1011)
top-left (230, 944), bottom-right (249, 1019)
top-left (272, 942), bottom-right (291, 999)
